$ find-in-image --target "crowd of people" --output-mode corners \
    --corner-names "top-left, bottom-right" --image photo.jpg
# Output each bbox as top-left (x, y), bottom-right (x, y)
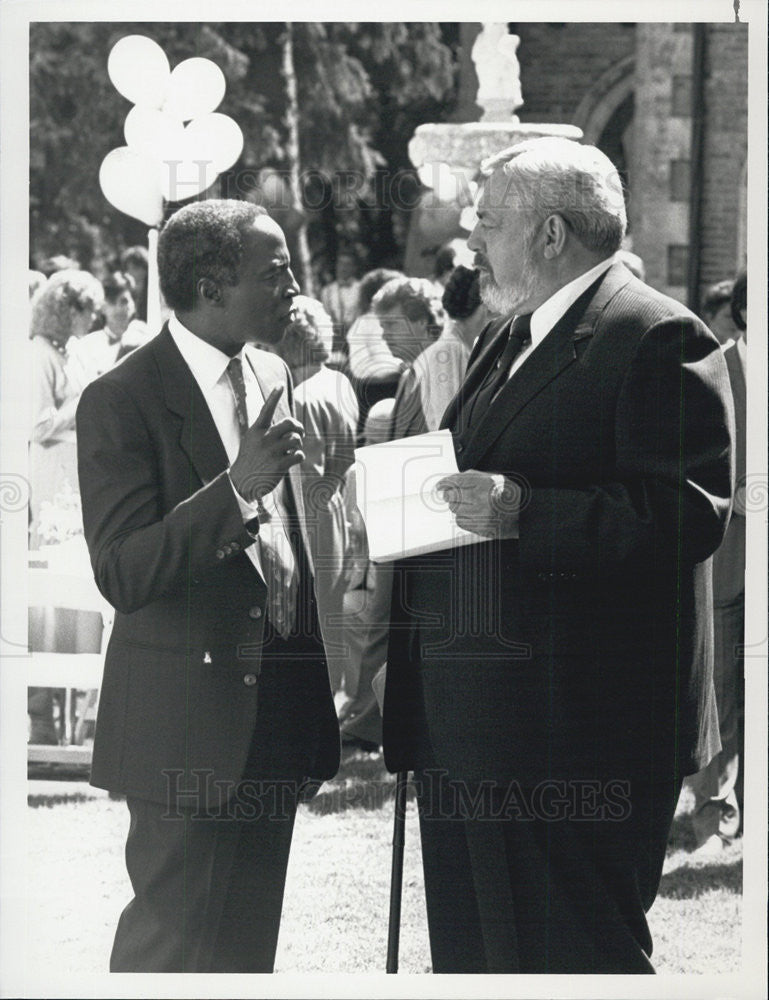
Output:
top-left (26, 136), bottom-right (748, 975)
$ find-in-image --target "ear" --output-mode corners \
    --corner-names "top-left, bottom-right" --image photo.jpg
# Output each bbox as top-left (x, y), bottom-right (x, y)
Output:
top-left (542, 214), bottom-right (568, 260)
top-left (197, 277), bottom-right (222, 306)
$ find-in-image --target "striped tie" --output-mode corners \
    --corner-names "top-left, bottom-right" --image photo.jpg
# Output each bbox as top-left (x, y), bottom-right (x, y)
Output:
top-left (226, 356), bottom-right (297, 638)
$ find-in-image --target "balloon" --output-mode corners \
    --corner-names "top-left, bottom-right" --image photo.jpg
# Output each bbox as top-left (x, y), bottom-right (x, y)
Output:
top-left (162, 58), bottom-right (226, 122)
top-left (124, 106), bottom-right (186, 162)
top-left (107, 35), bottom-right (170, 108)
top-left (99, 147), bottom-right (164, 226)
top-left (184, 113), bottom-right (244, 173)
top-left (158, 130), bottom-right (219, 202)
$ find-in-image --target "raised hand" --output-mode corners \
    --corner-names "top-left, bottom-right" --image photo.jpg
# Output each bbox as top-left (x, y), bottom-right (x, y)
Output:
top-left (229, 386), bottom-right (305, 502)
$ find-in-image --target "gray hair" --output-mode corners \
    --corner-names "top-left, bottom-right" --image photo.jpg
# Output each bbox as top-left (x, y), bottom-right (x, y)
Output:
top-left (30, 269), bottom-right (104, 342)
top-left (481, 137), bottom-right (627, 255)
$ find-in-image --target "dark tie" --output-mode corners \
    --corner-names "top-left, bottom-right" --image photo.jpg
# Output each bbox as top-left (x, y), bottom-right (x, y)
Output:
top-left (467, 314), bottom-right (532, 423)
top-left (226, 356), bottom-right (297, 638)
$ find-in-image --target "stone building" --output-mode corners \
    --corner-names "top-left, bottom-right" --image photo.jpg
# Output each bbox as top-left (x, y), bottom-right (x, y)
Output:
top-left (410, 22), bottom-right (748, 312)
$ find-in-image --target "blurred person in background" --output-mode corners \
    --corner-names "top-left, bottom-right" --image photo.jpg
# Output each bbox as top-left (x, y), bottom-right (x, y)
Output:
top-left (28, 270), bottom-right (46, 300)
top-left (39, 254), bottom-right (80, 278)
top-left (413, 265), bottom-right (490, 432)
top-left (345, 267), bottom-right (405, 437)
top-left (120, 245), bottom-right (149, 322)
top-left (687, 268), bottom-right (747, 855)
top-left (66, 272), bottom-right (147, 391)
top-left (320, 248), bottom-right (361, 358)
top-left (337, 397), bottom-right (396, 752)
top-left (701, 278), bottom-right (739, 345)
top-left (372, 275), bottom-right (445, 440)
top-left (270, 295), bottom-right (359, 694)
top-left (27, 269), bottom-right (104, 745)
top-left (28, 268), bottom-right (104, 548)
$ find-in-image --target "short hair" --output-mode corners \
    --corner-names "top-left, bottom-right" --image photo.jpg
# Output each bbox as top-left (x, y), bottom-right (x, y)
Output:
top-left (730, 270), bottom-right (747, 331)
top-left (442, 266), bottom-right (481, 320)
top-left (372, 276), bottom-right (444, 329)
top-left (30, 269), bottom-right (104, 342)
top-left (103, 271), bottom-right (136, 304)
top-left (120, 245), bottom-right (149, 270)
top-left (481, 137), bottom-right (627, 255)
top-left (701, 279), bottom-right (734, 320)
top-left (158, 200), bottom-right (269, 311)
top-left (433, 243), bottom-right (458, 280)
top-left (357, 268), bottom-right (403, 314)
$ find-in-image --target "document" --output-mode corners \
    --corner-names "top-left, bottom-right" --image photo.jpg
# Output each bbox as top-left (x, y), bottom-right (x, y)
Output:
top-left (354, 429), bottom-right (492, 562)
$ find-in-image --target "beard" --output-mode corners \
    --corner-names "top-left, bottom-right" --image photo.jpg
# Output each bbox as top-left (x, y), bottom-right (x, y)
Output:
top-left (478, 256), bottom-right (538, 316)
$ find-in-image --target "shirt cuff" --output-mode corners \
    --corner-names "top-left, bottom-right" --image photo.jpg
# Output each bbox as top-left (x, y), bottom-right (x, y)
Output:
top-left (228, 472), bottom-right (262, 521)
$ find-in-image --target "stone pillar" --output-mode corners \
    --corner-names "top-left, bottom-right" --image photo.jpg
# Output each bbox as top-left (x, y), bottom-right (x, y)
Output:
top-left (631, 25), bottom-right (694, 302)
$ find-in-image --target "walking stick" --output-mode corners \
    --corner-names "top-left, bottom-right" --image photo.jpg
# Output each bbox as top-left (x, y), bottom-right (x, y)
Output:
top-left (386, 769), bottom-right (409, 973)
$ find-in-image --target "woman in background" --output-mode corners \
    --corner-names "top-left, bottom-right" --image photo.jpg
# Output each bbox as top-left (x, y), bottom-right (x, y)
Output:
top-left (29, 268), bottom-right (103, 548)
top-left (272, 295), bottom-right (359, 693)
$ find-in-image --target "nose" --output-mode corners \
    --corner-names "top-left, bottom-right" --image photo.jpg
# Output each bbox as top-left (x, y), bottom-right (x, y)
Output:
top-left (285, 268), bottom-right (300, 298)
top-left (466, 225), bottom-right (482, 253)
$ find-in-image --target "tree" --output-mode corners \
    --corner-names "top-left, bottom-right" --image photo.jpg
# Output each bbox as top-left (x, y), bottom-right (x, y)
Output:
top-left (29, 22), bottom-right (458, 277)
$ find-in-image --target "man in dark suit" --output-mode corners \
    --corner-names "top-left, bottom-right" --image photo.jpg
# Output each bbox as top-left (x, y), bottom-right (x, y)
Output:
top-left (76, 200), bottom-right (339, 972)
top-left (383, 138), bottom-right (734, 973)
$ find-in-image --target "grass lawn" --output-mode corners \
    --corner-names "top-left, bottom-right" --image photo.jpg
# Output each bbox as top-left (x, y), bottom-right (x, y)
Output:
top-left (25, 752), bottom-right (742, 977)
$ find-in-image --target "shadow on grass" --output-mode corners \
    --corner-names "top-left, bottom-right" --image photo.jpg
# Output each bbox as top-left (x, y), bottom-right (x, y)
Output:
top-left (308, 750), bottom-right (417, 815)
top-left (667, 809), bottom-right (698, 852)
top-left (28, 792), bottom-right (94, 809)
top-left (658, 856), bottom-right (743, 899)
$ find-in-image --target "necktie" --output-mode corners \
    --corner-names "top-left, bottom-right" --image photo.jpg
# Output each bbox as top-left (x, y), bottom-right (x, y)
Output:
top-left (465, 314), bottom-right (532, 425)
top-left (226, 356), bottom-right (298, 638)
top-left (487, 313), bottom-right (532, 398)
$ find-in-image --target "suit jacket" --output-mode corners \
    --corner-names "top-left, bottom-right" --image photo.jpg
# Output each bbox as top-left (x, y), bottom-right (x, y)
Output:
top-left (712, 338), bottom-right (746, 603)
top-left (77, 326), bottom-right (340, 807)
top-left (383, 263), bottom-right (734, 786)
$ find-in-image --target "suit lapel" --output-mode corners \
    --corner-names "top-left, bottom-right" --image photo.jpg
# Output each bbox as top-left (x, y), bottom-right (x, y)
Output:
top-left (152, 326), bottom-right (230, 487)
top-left (457, 263), bottom-right (634, 469)
top-left (441, 316), bottom-right (512, 431)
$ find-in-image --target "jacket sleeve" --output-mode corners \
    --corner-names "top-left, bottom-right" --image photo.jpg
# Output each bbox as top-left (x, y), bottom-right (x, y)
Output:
top-left (517, 316), bottom-right (735, 576)
top-left (76, 377), bottom-right (256, 614)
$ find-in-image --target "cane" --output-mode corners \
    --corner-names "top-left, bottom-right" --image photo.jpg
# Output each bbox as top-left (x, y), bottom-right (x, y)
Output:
top-left (386, 769), bottom-right (409, 973)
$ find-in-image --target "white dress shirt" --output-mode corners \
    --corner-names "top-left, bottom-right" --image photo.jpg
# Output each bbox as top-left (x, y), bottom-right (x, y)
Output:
top-left (168, 313), bottom-right (295, 584)
top-left (505, 252), bottom-right (619, 382)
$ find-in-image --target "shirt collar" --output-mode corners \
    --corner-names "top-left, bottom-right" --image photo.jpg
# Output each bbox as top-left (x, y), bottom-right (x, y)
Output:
top-left (527, 253), bottom-right (619, 348)
top-left (168, 312), bottom-right (244, 391)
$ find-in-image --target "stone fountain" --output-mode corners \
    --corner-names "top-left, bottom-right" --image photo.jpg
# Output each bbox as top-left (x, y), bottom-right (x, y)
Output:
top-left (404, 24), bottom-right (583, 272)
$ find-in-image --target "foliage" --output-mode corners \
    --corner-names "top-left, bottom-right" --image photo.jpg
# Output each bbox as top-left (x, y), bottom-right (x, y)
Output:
top-left (29, 22), bottom-right (458, 278)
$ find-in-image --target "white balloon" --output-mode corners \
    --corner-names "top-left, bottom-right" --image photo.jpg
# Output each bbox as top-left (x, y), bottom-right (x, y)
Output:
top-left (99, 147), bottom-right (164, 226)
top-left (183, 113), bottom-right (244, 173)
top-left (158, 130), bottom-right (219, 202)
top-left (124, 106), bottom-right (186, 162)
top-left (107, 35), bottom-right (170, 109)
top-left (162, 58), bottom-right (226, 122)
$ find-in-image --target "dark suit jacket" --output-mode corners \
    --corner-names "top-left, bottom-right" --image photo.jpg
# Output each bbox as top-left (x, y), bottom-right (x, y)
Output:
top-left (383, 263), bottom-right (734, 786)
top-left (712, 338), bottom-right (746, 604)
top-left (77, 326), bottom-right (340, 807)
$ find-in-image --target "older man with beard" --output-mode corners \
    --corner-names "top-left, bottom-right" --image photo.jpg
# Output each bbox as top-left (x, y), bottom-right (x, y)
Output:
top-left (382, 138), bottom-right (735, 974)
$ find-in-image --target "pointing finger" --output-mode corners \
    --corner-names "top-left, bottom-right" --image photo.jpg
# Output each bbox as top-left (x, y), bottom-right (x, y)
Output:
top-left (253, 386), bottom-right (284, 429)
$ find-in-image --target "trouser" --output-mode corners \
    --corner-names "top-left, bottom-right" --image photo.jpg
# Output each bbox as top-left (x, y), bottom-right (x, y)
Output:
top-left (111, 630), bottom-right (312, 973)
top-left (686, 591), bottom-right (744, 844)
top-left (414, 770), bottom-right (681, 974)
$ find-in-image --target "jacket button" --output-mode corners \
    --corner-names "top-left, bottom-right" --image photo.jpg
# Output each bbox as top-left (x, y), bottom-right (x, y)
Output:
top-left (231, 541), bottom-right (240, 552)
top-left (215, 548), bottom-right (225, 560)
top-left (249, 606), bottom-right (262, 619)
top-left (243, 673), bottom-right (258, 687)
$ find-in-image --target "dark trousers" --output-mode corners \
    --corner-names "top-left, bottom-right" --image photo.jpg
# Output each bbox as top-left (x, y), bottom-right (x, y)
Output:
top-left (415, 770), bottom-right (681, 974)
top-left (111, 634), bottom-right (310, 973)
top-left (111, 787), bottom-right (297, 972)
